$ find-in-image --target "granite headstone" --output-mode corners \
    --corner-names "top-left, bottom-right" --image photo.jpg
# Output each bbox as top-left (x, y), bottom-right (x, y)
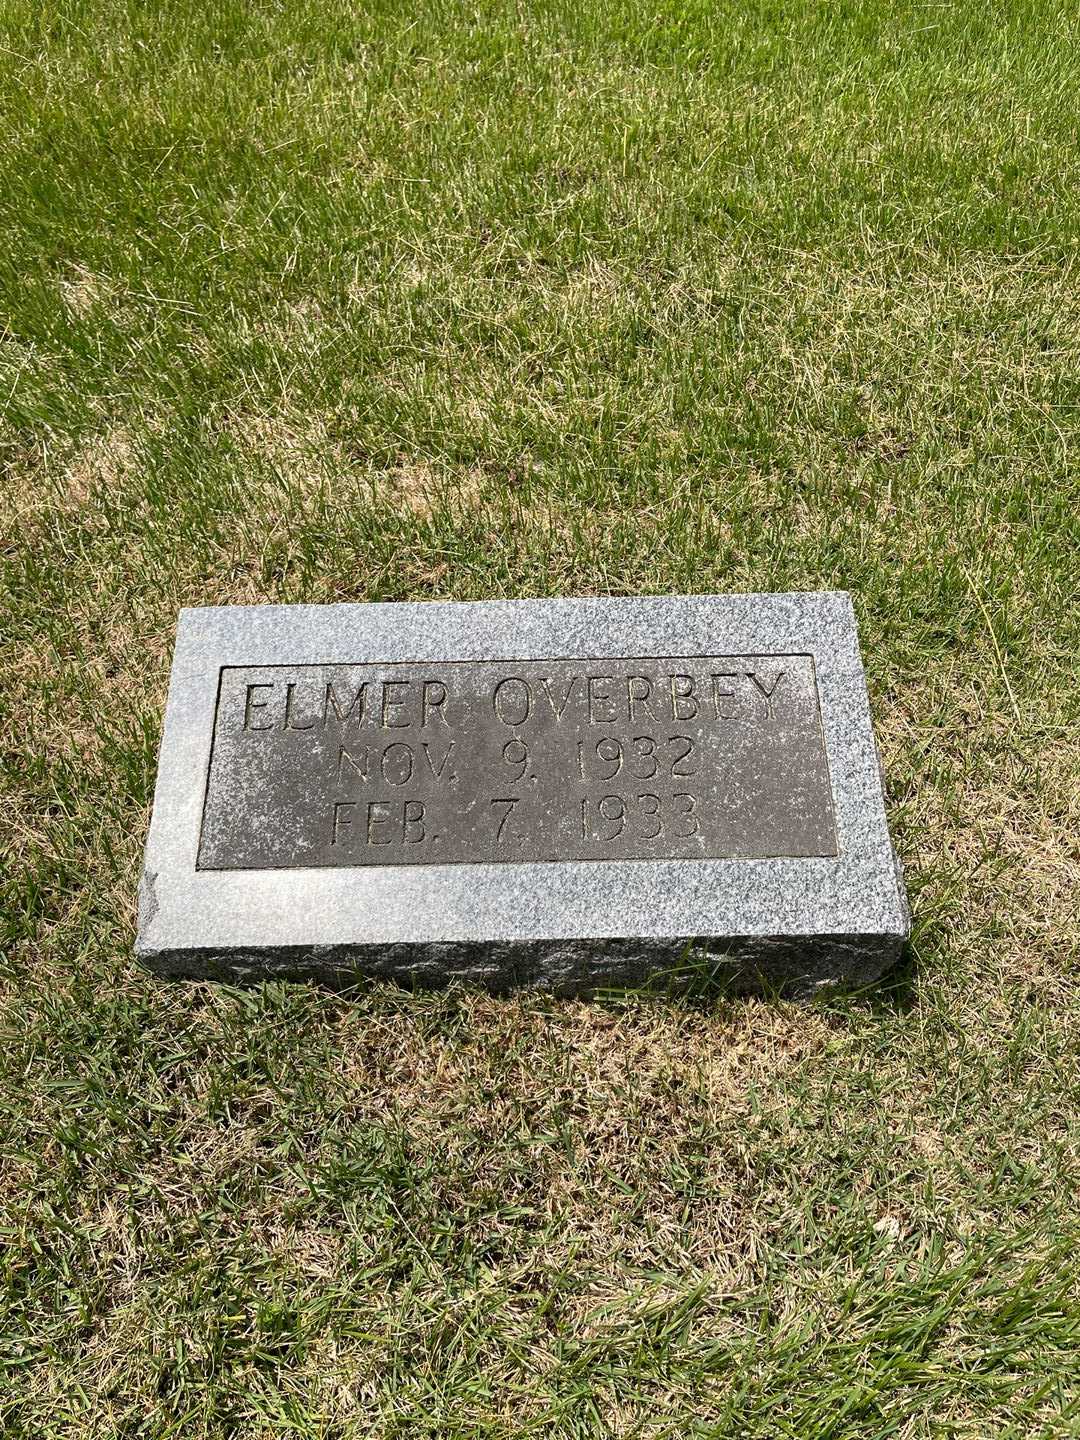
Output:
top-left (137, 593), bottom-right (909, 996)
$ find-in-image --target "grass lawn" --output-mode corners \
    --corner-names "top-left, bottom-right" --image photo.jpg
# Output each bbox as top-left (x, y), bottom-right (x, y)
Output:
top-left (3, 0), bottom-right (1079, 1433)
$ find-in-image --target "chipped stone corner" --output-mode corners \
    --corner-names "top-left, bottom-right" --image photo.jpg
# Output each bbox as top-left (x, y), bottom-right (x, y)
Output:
top-left (137, 867), bottom-right (160, 937)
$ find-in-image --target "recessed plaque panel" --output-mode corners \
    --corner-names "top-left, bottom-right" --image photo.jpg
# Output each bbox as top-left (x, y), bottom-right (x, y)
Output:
top-left (196, 654), bottom-right (837, 869)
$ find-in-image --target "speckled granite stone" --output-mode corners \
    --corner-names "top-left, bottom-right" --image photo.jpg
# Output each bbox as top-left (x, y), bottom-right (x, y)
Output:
top-left (137, 593), bottom-right (910, 998)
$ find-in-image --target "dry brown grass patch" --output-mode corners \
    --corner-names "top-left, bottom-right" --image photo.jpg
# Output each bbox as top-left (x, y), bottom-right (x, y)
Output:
top-left (2, 422), bottom-right (137, 534)
top-left (58, 263), bottom-right (110, 318)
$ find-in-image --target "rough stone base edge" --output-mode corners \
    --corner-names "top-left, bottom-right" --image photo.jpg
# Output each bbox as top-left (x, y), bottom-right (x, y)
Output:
top-left (136, 932), bottom-right (906, 1001)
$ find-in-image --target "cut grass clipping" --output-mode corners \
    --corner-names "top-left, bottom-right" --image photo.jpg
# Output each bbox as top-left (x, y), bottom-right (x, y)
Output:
top-left (2, 0), bottom-right (1079, 1435)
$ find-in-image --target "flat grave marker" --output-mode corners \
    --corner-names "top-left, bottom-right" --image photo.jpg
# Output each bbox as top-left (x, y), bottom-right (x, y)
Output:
top-left (138, 592), bottom-right (909, 996)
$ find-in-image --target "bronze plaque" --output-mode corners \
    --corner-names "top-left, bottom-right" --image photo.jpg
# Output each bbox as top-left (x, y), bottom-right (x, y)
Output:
top-left (196, 656), bottom-right (838, 869)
